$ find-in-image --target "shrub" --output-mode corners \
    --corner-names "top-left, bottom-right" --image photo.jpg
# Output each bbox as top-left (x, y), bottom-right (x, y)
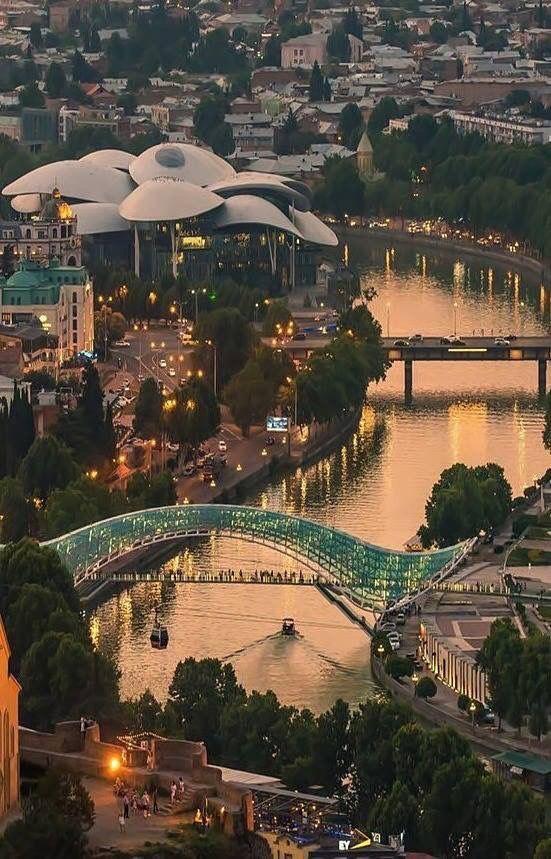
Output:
top-left (457, 693), bottom-right (469, 712)
top-left (386, 655), bottom-right (413, 680)
top-left (415, 676), bottom-right (437, 700)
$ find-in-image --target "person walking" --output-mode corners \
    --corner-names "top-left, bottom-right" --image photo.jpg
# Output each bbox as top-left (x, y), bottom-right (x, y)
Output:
top-left (152, 784), bottom-right (158, 814)
top-left (170, 780), bottom-right (177, 805)
top-left (80, 715), bottom-right (86, 749)
top-left (178, 776), bottom-right (185, 801)
top-left (123, 793), bottom-right (130, 820)
top-left (118, 810), bottom-right (126, 834)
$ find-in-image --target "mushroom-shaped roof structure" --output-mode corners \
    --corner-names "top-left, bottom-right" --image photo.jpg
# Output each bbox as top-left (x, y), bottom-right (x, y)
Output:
top-left (208, 173), bottom-right (310, 212)
top-left (129, 143), bottom-right (235, 187)
top-left (72, 202), bottom-right (130, 235)
top-left (119, 177), bottom-right (224, 223)
top-left (10, 193), bottom-right (42, 213)
top-left (291, 208), bottom-right (338, 247)
top-left (79, 149), bottom-right (135, 172)
top-left (211, 194), bottom-right (302, 237)
top-left (3, 160), bottom-right (134, 205)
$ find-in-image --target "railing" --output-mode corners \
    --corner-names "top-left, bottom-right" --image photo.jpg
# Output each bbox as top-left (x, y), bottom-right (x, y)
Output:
top-left (41, 504), bottom-right (466, 611)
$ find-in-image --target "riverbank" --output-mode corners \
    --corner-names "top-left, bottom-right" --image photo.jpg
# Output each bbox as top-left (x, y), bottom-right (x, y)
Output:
top-left (338, 224), bottom-right (549, 284)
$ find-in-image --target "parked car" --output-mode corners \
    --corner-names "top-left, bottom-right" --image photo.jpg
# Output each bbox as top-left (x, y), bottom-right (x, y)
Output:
top-left (159, 359), bottom-right (167, 368)
top-left (379, 622), bottom-right (397, 633)
top-left (292, 332), bottom-right (306, 341)
top-left (183, 462), bottom-right (195, 477)
top-left (395, 612), bottom-right (406, 626)
top-left (169, 367), bottom-right (176, 377)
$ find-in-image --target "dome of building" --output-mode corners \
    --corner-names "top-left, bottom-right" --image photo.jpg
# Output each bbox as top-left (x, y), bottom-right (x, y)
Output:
top-left (119, 177), bottom-right (224, 223)
top-left (129, 143), bottom-right (235, 187)
top-left (290, 208), bottom-right (338, 246)
top-left (10, 193), bottom-right (43, 214)
top-left (207, 173), bottom-right (311, 212)
top-left (211, 194), bottom-right (302, 237)
top-left (72, 202), bottom-right (130, 234)
top-left (40, 188), bottom-right (74, 221)
top-left (79, 149), bottom-right (135, 172)
top-left (3, 160), bottom-right (134, 205)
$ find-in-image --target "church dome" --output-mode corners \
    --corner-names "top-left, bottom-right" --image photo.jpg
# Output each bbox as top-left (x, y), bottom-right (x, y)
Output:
top-left (40, 188), bottom-right (73, 221)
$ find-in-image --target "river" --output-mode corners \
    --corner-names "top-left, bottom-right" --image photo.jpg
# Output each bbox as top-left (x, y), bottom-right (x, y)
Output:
top-left (89, 237), bottom-right (550, 713)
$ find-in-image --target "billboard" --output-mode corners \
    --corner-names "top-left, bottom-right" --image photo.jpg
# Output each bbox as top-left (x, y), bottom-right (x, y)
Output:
top-left (266, 415), bottom-right (289, 432)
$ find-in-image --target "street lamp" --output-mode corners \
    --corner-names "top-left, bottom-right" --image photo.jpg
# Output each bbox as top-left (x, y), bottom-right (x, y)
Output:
top-left (205, 339), bottom-right (217, 397)
top-left (377, 644), bottom-right (385, 659)
top-left (412, 672), bottom-right (419, 697)
top-left (469, 700), bottom-right (477, 733)
top-left (453, 301), bottom-right (459, 336)
top-left (386, 302), bottom-right (390, 338)
top-left (191, 287), bottom-right (207, 323)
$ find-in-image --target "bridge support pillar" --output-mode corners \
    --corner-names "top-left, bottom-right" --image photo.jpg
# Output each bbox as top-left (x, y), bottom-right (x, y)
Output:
top-left (539, 359), bottom-right (547, 399)
top-left (404, 359), bottom-right (413, 404)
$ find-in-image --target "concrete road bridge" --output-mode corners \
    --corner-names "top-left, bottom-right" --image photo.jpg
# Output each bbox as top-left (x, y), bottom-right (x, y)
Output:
top-left (42, 504), bottom-right (468, 611)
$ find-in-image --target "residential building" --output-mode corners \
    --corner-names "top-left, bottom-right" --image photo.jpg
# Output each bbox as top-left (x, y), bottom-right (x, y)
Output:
top-left (0, 194), bottom-right (81, 268)
top-left (0, 325), bottom-right (58, 373)
top-left (0, 614), bottom-right (20, 821)
top-left (0, 107), bottom-right (57, 151)
top-left (0, 259), bottom-right (94, 363)
top-left (281, 33), bottom-right (328, 68)
top-left (451, 109), bottom-right (551, 144)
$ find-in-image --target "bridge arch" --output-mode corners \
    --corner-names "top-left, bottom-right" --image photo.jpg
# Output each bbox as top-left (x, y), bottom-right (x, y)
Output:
top-left (43, 505), bottom-right (466, 609)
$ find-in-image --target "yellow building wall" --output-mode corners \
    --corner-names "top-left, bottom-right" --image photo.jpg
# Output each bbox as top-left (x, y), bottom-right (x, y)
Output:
top-left (0, 618), bottom-right (20, 819)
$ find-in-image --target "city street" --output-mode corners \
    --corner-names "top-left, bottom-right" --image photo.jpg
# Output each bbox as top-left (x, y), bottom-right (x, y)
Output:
top-left (111, 324), bottom-right (195, 393)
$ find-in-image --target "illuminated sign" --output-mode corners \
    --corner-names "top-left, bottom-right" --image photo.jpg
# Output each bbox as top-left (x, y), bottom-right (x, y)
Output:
top-left (181, 236), bottom-right (206, 249)
top-left (447, 348), bottom-right (488, 353)
top-left (266, 415), bottom-right (289, 432)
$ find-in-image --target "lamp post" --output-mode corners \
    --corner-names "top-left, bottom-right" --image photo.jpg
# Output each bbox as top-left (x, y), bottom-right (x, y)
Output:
top-left (412, 672), bottom-right (419, 697)
top-left (453, 301), bottom-right (459, 336)
top-left (386, 302), bottom-right (390, 338)
top-left (205, 340), bottom-right (217, 397)
top-left (377, 644), bottom-right (385, 660)
top-left (469, 700), bottom-right (477, 733)
top-left (191, 288), bottom-right (207, 323)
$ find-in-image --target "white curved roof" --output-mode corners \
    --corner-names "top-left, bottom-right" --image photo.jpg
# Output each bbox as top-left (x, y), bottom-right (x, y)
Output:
top-left (79, 149), bottom-right (135, 172)
top-left (72, 202), bottom-right (130, 235)
top-left (292, 208), bottom-right (338, 247)
top-left (2, 160), bottom-right (134, 205)
top-left (10, 193), bottom-right (42, 213)
top-left (119, 177), bottom-right (224, 223)
top-left (207, 173), bottom-right (310, 212)
top-left (129, 143), bottom-right (235, 187)
top-left (212, 194), bottom-right (302, 237)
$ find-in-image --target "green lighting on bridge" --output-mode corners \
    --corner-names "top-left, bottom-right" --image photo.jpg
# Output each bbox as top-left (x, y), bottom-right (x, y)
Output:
top-left (42, 505), bottom-right (465, 610)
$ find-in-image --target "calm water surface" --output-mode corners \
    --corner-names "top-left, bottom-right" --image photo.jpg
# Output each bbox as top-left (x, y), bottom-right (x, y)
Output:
top-left (90, 239), bottom-right (551, 711)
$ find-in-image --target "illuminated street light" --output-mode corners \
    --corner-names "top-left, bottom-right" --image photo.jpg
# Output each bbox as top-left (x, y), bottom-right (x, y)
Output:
top-left (236, 463), bottom-right (242, 471)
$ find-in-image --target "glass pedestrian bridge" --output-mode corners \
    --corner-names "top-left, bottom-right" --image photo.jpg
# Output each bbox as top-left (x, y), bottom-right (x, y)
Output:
top-left (43, 504), bottom-right (467, 609)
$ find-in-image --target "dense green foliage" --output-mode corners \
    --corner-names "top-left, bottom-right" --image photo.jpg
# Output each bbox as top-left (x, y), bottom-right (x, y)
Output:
top-left (0, 539), bottom-right (119, 728)
top-left (477, 617), bottom-right (551, 739)
top-left (125, 658), bottom-right (546, 857)
top-left (420, 462), bottom-right (512, 547)
top-left (54, 363), bottom-right (115, 470)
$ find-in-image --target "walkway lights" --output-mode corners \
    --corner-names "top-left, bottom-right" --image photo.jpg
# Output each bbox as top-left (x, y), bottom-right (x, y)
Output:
top-left (469, 700), bottom-right (477, 733)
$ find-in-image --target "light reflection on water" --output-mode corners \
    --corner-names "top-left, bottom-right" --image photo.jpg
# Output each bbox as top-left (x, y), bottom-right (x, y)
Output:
top-left (90, 240), bottom-right (550, 711)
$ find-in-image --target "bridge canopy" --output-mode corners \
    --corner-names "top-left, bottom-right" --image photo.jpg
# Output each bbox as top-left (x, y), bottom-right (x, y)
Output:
top-left (42, 505), bottom-right (465, 610)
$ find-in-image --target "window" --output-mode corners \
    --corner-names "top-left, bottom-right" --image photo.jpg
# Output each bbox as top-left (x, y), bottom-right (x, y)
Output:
top-left (37, 230), bottom-right (45, 239)
top-left (72, 332), bottom-right (78, 344)
top-left (52, 228), bottom-right (57, 238)
top-left (61, 226), bottom-right (66, 238)
top-left (72, 318), bottom-right (77, 331)
top-left (25, 229), bottom-right (31, 239)
top-left (72, 304), bottom-right (77, 318)
top-left (72, 291), bottom-right (77, 302)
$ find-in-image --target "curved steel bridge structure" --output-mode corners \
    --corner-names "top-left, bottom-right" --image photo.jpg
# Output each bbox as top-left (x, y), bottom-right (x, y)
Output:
top-left (42, 504), bottom-right (467, 610)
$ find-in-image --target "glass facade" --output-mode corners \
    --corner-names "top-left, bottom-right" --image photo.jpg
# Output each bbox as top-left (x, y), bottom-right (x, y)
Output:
top-left (43, 505), bottom-right (465, 610)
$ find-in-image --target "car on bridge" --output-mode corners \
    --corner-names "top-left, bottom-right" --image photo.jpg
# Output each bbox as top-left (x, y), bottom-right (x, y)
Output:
top-left (409, 333), bottom-right (423, 342)
top-left (393, 338), bottom-right (410, 347)
top-left (494, 337), bottom-right (511, 346)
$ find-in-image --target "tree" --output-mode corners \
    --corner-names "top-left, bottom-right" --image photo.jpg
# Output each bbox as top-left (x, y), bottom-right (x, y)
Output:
top-left (34, 771), bottom-right (95, 831)
top-left (261, 35), bottom-right (281, 66)
top-left (369, 780), bottom-right (419, 849)
top-left (72, 49), bottom-right (99, 83)
top-left (224, 360), bottom-right (273, 437)
top-left (89, 27), bottom-right (101, 52)
top-left (368, 97), bottom-right (400, 136)
top-left (420, 463), bottom-right (512, 548)
top-left (429, 20), bottom-right (449, 43)
top-left (193, 94), bottom-right (227, 143)
top-left (415, 676), bottom-right (437, 699)
top-left (5, 583), bottom-right (79, 672)
top-left (133, 377), bottom-right (163, 439)
top-left (117, 93), bottom-right (137, 115)
top-left (0, 810), bottom-right (88, 859)
top-left (18, 435), bottom-right (78, 501)
top-left (338, 102), bottom-right (363, 148)
top-left (18, 81), bottom-right (45, 109)
top-left (543, 390), bottom-right (551, 451)
top-left (386, 654), bottom-right (413, 680)
top-left (0, 478), bottom-right (29, 542)
top-left (210, 122), bottom-right (234, 157)
top-left (162, 380), bottom-right (220, 450)
top-left (29, 22), bottom-right (42, 49)
top-left (262, 300), bottom-right (292, 337)
top-left (168, 657), bottom-right (245, 755)
top-left (309, 60), bottom-right (324, 102)
top-left (327, 26), bottom-right (351, 61)
top-left (126, 471), bottom-right (176, 509)
top-left (45, 61), bottom-right (66, 97)
top-left (343, 7), bottom-right (362, 39)
top-left (314, 156), bottom-right (365, 219)
top-left (7, 383), bottom-right (35, 474)
top-left (195, 308), bottom-right (254, 388)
